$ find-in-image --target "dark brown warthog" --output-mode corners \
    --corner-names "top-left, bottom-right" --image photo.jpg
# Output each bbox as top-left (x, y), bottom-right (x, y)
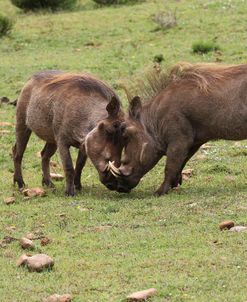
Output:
top-left (13, 71), bottom-right (124, 196)
top-left (108, 63), bottom-right (247, 195)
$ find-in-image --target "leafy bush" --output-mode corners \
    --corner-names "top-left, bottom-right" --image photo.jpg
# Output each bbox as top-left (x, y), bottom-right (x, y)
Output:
top-left (192, 40), bottom-right (220, 54)
top-left (0, 15), bottom-right (13, 37)
top-left (92, 0), bottom-right (142, 5)
top-left (10, 0), bottom-right (77, 11)
top-left (153, 54), bottom-right (164, 63)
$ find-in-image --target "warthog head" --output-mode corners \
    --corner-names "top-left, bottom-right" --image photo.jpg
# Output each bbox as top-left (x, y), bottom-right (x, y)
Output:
top-left (85, 96), bottom-right (125, 191)
top-left (107, 96), bottom-right (163, 193)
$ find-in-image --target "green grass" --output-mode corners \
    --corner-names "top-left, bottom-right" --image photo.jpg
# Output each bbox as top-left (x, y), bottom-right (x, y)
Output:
top-left (1, 0), bottom-right (247, 301)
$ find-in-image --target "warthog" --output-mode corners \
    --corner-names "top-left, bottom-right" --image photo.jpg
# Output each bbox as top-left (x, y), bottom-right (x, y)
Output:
top-left (13, 71), bottom-right (124, 196)
top-left (108, 63), bottom-right (247, 195)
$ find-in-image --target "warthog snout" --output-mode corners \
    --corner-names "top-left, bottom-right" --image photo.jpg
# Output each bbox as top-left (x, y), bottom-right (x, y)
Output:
top-left (108, 161), bottom-right (139, 193)
top-left (98, 162), bottom-right (119, 190)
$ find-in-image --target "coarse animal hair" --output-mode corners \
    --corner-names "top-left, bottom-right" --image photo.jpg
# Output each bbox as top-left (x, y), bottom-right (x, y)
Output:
top-left (43, 72), bottom-right (119, 101)
top-left (120, 62), bottom-right (247, 102)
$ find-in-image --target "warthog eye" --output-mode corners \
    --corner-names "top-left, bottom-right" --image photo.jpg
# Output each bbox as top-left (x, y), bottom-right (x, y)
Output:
top-left (113, 121), bottom-right (121, 129)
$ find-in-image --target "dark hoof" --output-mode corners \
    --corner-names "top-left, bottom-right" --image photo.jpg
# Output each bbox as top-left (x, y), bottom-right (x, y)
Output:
top-left (154, 188), bottom-right (169, 197)
top-left (65, 187), bottom-right (76, 197)
top-left (153, 190), bottom-right (162, 197)
top-left (14, 178), bottom-right (25, 190)
top-left (171, 182), bottom-right (180, 189)
top-left (74, 183), bottom-right (82, 191)
top-left (42, 178), bottom-right (55, 188)
top-left (171, 174), bottom-right (182, 188)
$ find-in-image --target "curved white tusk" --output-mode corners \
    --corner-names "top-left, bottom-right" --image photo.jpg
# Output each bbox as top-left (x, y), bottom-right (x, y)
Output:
top-left (106, 163), bottom-right (110, 172)
top-left (108, 161), bottom-right (121, 176)
top-left (110, 169), bottom-right (120, 178)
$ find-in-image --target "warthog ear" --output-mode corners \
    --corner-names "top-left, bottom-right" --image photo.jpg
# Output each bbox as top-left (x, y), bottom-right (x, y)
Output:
top-left (106, 96), bottom-right (120, 118)
top-left (129, 96), bottom-right (142, 120)
top-left (140, 142), bottom-right (148, 165)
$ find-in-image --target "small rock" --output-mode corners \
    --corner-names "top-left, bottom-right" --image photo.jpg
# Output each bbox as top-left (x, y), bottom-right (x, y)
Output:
top-left (50, 161), bottom-right (58, 167)
top-left (0, 130), bottom-right (11, 134)
top-left (0, 236), bottom-right (17, 247)
top-left (25, 232), bottom-right (35, 240)
top-left (127, 288), bottom-right (157, 301)
top-left (17, 253), bottom-right (54, 272)
top-left (40, 237), bottom-right (52, 246)
top-left (22, 187), bottom-right (46, 198)
top-left (2, 236), bottom-right (17, 244)
top-left (43, 294), bottom-right (72, 302)
top-left (201, 143), bottom-right (213, 150)
top-left (16, 254), bottom-right (29, 266)
top-left (234, 141), bottom-right (242, 147)
top-left (182, 168), bottom-right (194, 181)
top-left (4, 197), bottom-right (15, 205)
top-left (20, 237), bottom-right (34, 250)
top-left (0, 241), bottom-right (7, 248)
top-left (219, 220), bottom-right (235, 230)
top-left (229, 226), bottom-right (247, 232)
top-left (50, 173), bottom-right (64, 181)
top-left (0, 122), bottom-right (14, 127)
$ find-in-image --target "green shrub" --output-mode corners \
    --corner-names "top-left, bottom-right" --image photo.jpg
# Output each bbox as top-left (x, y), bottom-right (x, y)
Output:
top-left (192, 40), bottom-right (220, 54)
top-left (10, 0), bottom-right (77, 11)
top-left (92, 0), bottom-right (142, 5)
top-left (153, 54), bottom-right (164, 63)
top-left (0, 15), bottom-right (13, 37)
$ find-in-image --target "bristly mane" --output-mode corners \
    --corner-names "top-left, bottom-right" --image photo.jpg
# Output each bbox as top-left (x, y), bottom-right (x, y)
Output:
top-left (43, 72), bottom-right (119, 101)
top-left (120, 62), bottom-right (247, 102)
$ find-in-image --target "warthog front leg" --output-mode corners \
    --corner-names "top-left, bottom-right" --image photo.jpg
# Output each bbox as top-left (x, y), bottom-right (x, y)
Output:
top-left (170, 143), bottom-right (203, 189)
top-left (58, 142), bottom-right (75, 196)
top-left (13, 127), bottom-right (32, 190)
top-left (155, 140), bottom-right (197, 196)
top-left (74, 147), bottom-right (87, 191)
top-left (41, 143), bottom-right (57, 188)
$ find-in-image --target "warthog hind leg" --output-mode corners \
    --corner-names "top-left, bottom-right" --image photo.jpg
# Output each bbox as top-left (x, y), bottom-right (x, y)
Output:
top-left (41, 143), bottom-right (57, 188)
top-left (13, 127), bottom-right (32, 190)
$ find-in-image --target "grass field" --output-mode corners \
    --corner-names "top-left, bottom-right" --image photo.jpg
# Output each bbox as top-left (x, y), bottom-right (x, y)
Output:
top-left (1, 0), bottom-right (247, 301)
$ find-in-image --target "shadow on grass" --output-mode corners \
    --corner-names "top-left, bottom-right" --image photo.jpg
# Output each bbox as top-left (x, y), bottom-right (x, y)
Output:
top-left (10, 176), bottom-right (247, 207)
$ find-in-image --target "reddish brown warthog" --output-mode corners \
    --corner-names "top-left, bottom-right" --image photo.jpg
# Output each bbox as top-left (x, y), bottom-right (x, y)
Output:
top-left (13, 71), bottom-right (124, 196)
top-left (108, 63), bottom-right (247, 195)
